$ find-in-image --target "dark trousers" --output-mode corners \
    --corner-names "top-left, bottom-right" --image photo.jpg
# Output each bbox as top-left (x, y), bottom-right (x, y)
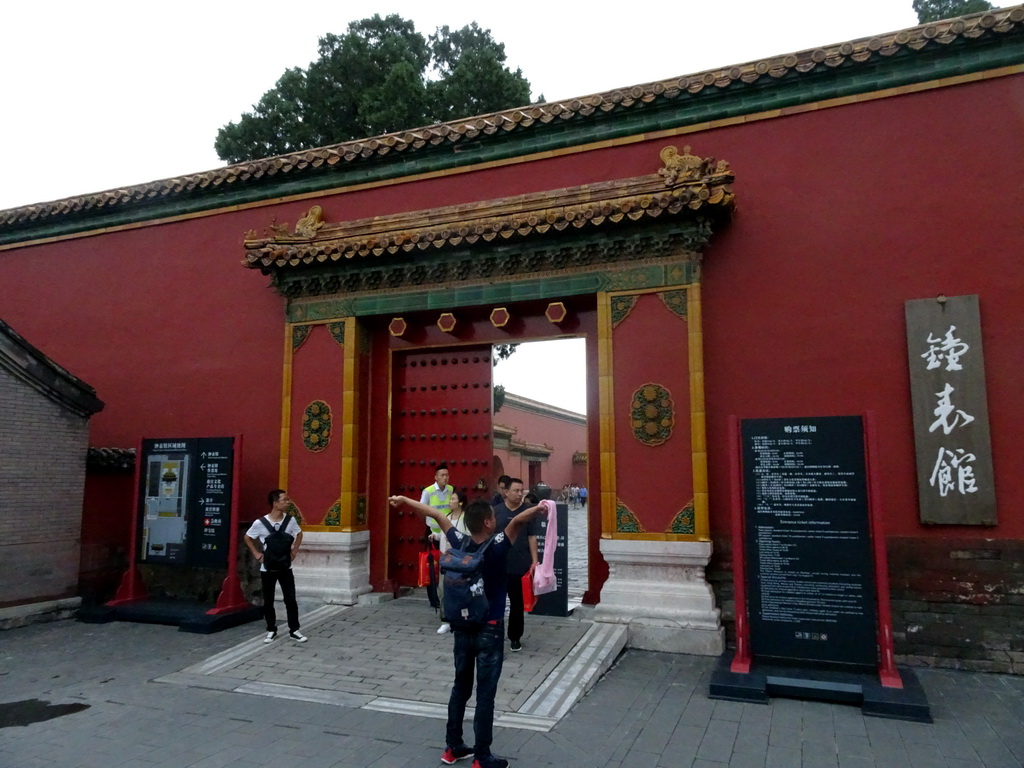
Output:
top-left (448, 623), bottom-right (504, 759)
top-left (260, 568), bottom-right (300, 632)
top-left (505, 573), bottom-right (526, 643)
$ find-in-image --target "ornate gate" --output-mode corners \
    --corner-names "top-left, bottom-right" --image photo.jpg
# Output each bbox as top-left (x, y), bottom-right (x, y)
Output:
top-left (389, 345), bottom-right (494, 586)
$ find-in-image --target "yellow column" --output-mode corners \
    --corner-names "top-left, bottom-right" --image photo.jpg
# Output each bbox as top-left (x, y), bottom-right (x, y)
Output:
top-left (338, 318), bottom-right (363, 530)
top-left (279, 324), bottom-right (295, 488)
top-left (687, 283), bottom-right (711, 540)
top-left (596, 292), bottom-right (617, 538)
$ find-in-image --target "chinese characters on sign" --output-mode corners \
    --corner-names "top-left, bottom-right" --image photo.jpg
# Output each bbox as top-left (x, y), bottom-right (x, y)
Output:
top-left (906, 296), bottom-right (995, 525)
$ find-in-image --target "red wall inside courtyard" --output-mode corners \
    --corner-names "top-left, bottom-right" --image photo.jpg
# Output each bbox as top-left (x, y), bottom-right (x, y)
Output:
top-left (494, 395), bottom-right (587, 492)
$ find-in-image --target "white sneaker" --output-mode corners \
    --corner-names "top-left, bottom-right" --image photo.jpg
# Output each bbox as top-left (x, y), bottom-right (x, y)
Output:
top-left (263, 631), bottom-right (277, 643)
top-left (437, 623), bottom-right (451, 635)
top-left (289, 630), bottom-right (308, 643)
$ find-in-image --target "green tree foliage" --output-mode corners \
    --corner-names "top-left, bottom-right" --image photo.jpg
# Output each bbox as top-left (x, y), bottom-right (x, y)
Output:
top-left (913, 0), bottom-right (993, 24)
top-left (215, 15), bottom-right (532, 164)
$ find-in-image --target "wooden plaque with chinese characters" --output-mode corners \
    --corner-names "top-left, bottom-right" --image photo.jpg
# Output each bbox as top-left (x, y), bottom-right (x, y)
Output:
top-left (905, 295), bottom-right (996, 525)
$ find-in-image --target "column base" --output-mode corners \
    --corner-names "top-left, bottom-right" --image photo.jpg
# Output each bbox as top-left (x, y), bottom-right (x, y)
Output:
top-left (594, 538), bottom-right (724, 656)
top-left (292, 530), bottom-right (371, 605)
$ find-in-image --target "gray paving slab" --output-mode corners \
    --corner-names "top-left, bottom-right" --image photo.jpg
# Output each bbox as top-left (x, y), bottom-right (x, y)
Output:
top-left (2, 609), bottom-right (1024, 767)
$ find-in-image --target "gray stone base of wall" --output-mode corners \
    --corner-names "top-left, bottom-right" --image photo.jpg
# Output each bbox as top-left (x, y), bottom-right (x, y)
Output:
top-left (888, 537), bottom-right (1024, 676)
top-left (708, 535), bottom-right (1024, 676)
top-left (0, 597), bottom-right (82, 631)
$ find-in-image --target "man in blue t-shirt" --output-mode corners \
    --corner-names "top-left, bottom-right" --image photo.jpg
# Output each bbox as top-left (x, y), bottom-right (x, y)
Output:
top-left (389, 494), bottom-right (545, 768)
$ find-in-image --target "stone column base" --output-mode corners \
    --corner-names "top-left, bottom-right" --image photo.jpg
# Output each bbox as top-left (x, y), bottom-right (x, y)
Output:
top-left (292, 530), bottom-right (371, 605)
top-left (594, 539), bottom-right (724, 655)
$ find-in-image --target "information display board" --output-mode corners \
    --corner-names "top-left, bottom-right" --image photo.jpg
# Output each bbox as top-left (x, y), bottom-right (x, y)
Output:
top-left (742, 416), bottom-right (877, 668)
top-left (532, 502), bottom-right (569, 617)
top-left (138, 437), bottom-right (235, 568)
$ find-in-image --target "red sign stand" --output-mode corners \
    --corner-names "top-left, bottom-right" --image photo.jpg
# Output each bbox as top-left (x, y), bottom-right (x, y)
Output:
top-left (107, 436), bottom-right (149, 606)
top-left (864, 412), bottom-right (902, 689)
top-left (207, 434), bottom-right (249, 615)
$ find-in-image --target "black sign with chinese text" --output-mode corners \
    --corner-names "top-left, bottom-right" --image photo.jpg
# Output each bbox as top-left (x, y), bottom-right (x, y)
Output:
top-left (190, 437), bottom-right (235, 568)
top-left (742, 416), bottom-right (877, 669)
top-left (532, 502), bottom-right (569, 617)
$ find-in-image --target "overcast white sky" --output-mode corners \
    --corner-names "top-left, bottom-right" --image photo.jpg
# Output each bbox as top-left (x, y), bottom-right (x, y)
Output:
top-left (1, 1), bottom-right (919, 211)
top-left (2, 1), bottom-right (923, 413)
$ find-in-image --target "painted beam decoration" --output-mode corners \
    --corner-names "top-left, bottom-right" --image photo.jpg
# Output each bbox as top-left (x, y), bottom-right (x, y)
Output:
top-left (905, 295), bottom-right (996, 525)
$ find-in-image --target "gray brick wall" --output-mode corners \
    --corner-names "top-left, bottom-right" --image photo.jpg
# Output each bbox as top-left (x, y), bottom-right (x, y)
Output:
top-left (0, 365), bottom-right (90, 606)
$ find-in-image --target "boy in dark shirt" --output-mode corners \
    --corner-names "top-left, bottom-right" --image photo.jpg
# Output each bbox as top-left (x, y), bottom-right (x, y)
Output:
top-left (388, 494), bottom-right (545, 768)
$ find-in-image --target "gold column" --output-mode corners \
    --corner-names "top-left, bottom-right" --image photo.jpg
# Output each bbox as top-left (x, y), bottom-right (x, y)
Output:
top-left (279, 324), bottom-right (295, 487)
top-left (687, 283), bottom-right (711, 540)
top-left (338, 318), bottom-right (362, 530)
top-left (596, 292), bottom-right (617, 538)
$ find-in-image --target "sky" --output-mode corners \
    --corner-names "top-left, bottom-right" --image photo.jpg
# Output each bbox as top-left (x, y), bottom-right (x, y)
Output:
top-left (0, 1), bottom-right (919, 211)
top-left (2, 1), bottom-right (922, 414)
top-left (493, 339), bottom-right (588, 415)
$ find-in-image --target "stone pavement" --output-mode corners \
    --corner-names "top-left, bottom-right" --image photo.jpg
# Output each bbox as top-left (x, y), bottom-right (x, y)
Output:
top-left (156, 595), bottom-right (624, 730)
top-left (4, 598), bottom-right (1024, 768)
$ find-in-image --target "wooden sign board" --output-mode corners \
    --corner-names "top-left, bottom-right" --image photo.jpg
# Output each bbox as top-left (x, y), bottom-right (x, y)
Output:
top-left (905, 295), bottom-right (996, 525)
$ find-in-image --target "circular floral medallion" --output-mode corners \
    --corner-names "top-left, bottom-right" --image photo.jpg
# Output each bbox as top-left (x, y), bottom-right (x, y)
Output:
top-left (630, 383), bottom-right (674, 446)
top-left (302, 400), bottom-right (332, 452)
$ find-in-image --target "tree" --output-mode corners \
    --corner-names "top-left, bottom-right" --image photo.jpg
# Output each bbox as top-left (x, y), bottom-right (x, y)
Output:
top-left (215, 15), bottom-right (532, 164)
top-left (913, 0), bottom-right (993, 24)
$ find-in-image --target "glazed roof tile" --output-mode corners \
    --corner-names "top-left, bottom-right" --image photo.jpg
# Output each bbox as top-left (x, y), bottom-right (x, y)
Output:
top-left (0, 318), bottom-right (104, 417)
top-left (1, 6), bottom-right (1022, 230)
top-left (242, 147), bottom-right (734, 270)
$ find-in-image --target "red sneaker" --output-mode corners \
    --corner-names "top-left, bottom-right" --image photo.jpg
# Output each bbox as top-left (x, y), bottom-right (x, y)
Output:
top-left (441, 745), bottom-right (473, 764)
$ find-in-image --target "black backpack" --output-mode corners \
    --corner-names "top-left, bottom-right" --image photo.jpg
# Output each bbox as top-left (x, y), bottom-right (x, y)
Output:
top-left (260, 515), bottom-right (294, 572)
top-left (439, 535), bottom-right (494, 630)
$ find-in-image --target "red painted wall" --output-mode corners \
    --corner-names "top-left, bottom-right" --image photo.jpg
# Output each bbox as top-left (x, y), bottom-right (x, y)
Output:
top-left (0, 212), bottom-right (287, 572)
top-left (288, 323), bottom-right (345, 524)
top-left (612, 293), bottom-right (693, 532)
top-left (695, 76), bottom-right (1024, 540)
top-left (3, 73), bottom-right (1021, 598)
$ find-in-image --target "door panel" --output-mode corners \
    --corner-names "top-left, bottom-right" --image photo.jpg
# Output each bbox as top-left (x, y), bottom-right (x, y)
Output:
top-left (389, 345), bottom-right (493, 586)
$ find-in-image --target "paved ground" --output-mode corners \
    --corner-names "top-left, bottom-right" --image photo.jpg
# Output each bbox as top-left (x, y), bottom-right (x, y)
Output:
top-left (3, 598), bottom-right (1024, 768)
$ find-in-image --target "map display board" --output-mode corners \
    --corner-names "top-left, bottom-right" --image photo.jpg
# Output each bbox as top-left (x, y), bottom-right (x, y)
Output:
top-left (138, 437), bottom-right (235, 568)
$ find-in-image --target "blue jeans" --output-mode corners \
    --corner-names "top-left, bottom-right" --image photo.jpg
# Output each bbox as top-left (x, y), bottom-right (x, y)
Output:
top-left (447, 622), bottom-right (504, 758)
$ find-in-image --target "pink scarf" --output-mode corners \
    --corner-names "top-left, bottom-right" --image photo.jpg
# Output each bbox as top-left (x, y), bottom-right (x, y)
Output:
top-left (533, 499), bottom-right (558, 595)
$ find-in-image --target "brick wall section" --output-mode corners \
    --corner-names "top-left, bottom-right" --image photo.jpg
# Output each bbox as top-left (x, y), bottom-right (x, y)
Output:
top-left (0, 365), bottom-right (89, 606)
top-left (707, 534), bottom-right (1024, 675)
top-left (888, 536), bottom-right (1024, 675)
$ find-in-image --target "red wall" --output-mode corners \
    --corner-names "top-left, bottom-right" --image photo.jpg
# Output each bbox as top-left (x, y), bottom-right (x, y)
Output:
top-left (4, 73), bottom-right (1021, 585)
top-left (0, 213), bottom-right (285, 522)
top-left (696, 76), bottom-right (1024, 539)
top-left (495, 397), bottom-right (587, 492)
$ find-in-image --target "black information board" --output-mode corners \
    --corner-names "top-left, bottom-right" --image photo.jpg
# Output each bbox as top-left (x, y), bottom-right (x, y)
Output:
top-left (532, 502), bottom-right (569, 617)
top-left (192, 437), bottom-right (235, 568)
top-left (742, 416), bottom-right (877, 668)
top-left (138, 437), bottom-right (235, 568)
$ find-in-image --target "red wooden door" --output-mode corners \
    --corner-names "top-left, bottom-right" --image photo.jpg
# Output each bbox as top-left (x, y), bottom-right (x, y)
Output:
top-left (389, 345), bottom-right (493, 586)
